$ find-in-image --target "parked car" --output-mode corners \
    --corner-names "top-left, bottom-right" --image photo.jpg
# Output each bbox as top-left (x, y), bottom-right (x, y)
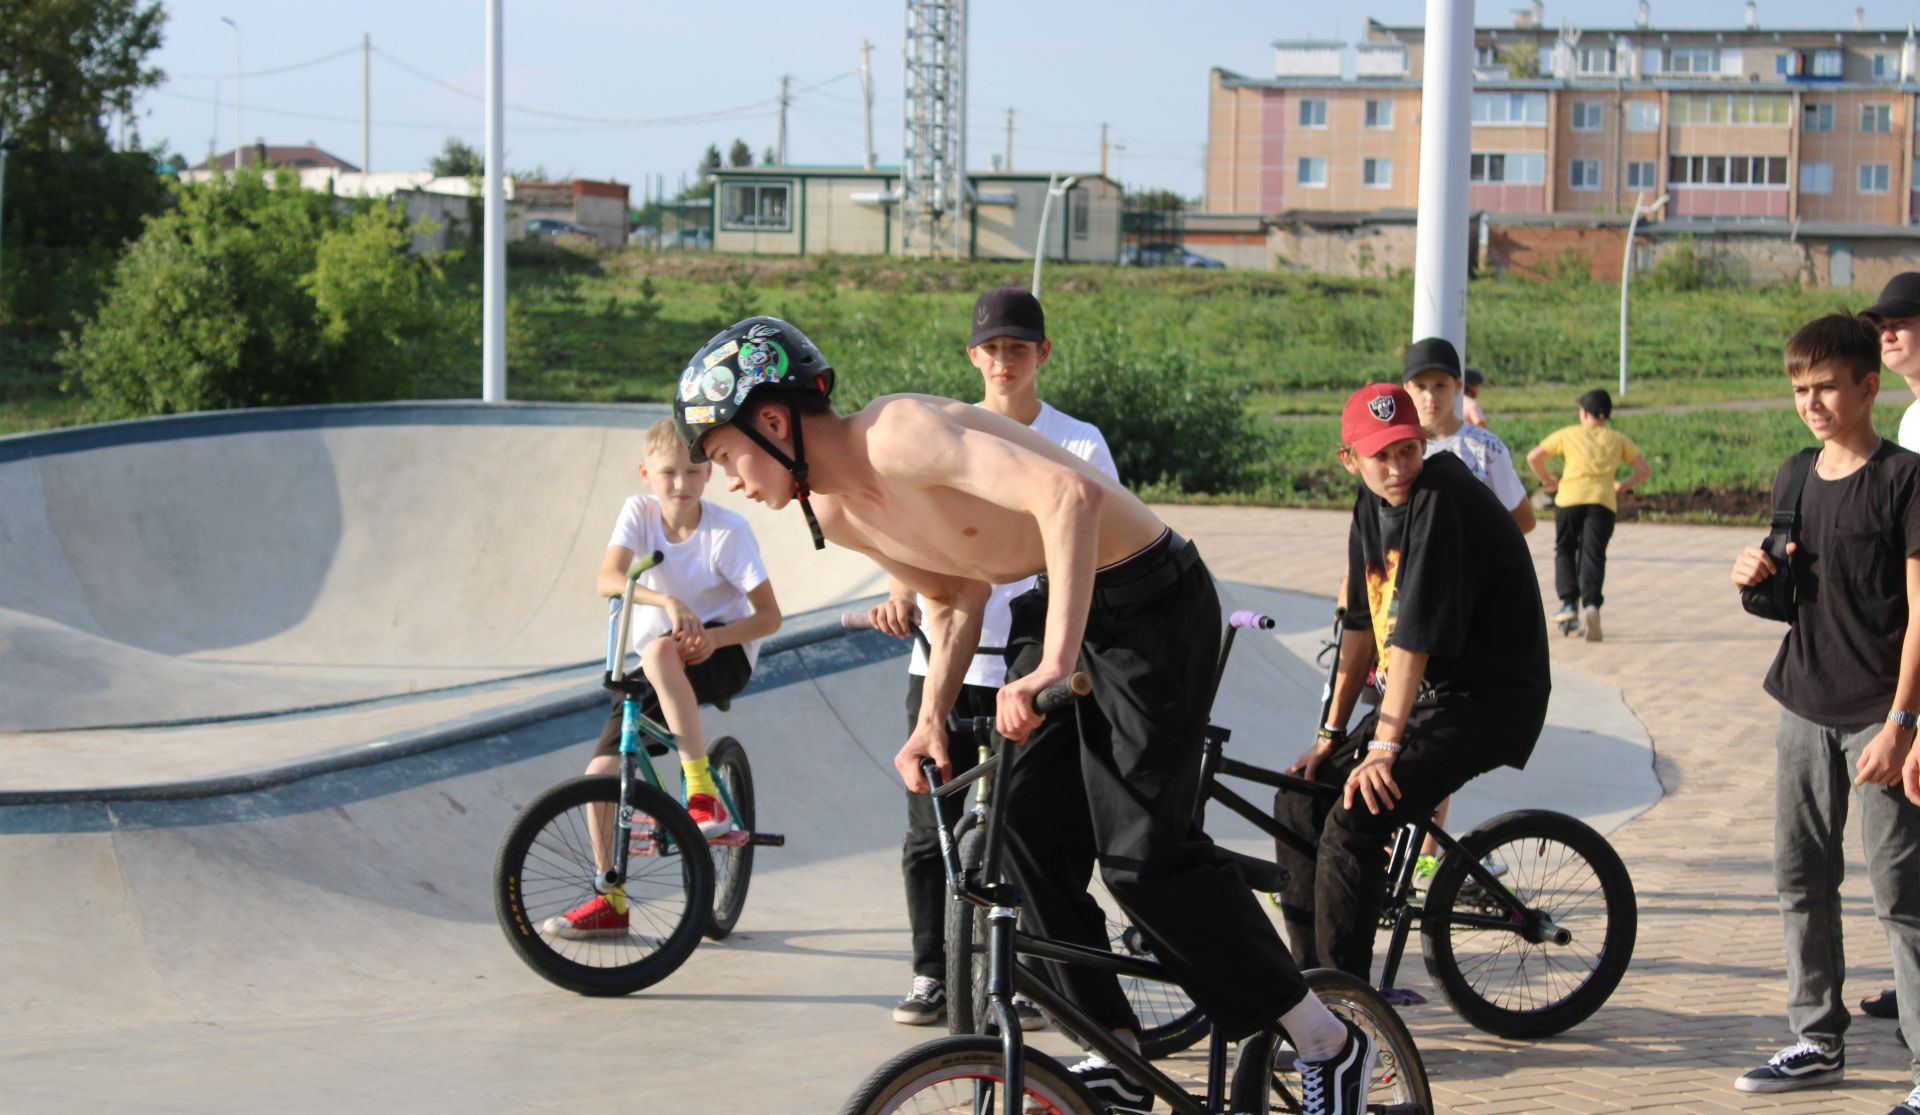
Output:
top-left (525, 218), bottom-right (597, 243)
top-left (1123, 242), bottom-right (1226, 269)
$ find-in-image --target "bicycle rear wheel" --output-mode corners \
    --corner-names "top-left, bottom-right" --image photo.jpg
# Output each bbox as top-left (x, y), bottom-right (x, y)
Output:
top-left (839, 1035), bottom-right (1103, 1115)
top-left (1228, 967), bottom-right (1431, 1114)
top-left (1101, 912), bottom-right (1210, 1058)
top-left (1420, 808), bottom-right (1636, 1038)
top-left (703, 736), bottom-right (754, 940)
top-left (493, 775), bottom-right (713, 995)
top-left (944, 824), bottom-right (992, 1036)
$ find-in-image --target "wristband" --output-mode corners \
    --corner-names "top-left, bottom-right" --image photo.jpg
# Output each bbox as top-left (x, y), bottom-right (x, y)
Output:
top-left (1315, 725), bottom-right (1347, 746)
top-left (1890, 710), bottom-right (1918, 731)
top-left (1366, 739), bottom-right (1403, 755)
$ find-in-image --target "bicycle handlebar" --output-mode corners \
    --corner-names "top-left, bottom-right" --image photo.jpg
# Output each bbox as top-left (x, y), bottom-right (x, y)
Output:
top-left (605, 550), bottom-right (666, 677)
top-left (923, 671), bottom-right (1093, 798)
top-left (1228, 609), bottom-right (1275, 630)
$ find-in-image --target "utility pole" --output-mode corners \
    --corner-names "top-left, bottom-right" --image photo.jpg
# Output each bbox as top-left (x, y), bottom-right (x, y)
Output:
top-left (1099, 122), bottom-right (1108, 179)
top-left (1410, 0), bottom-right (1471, 358)
top-left (860, 39), bottom-right (876, 170)
top-left (777, 74), bottom-right (791, 166)
top-left (361, 32), bottom-right (371, 177)
top-left (1005, 108), bottom-right (1014, 172)
top-left (221, 16), bottom-right (241, 171)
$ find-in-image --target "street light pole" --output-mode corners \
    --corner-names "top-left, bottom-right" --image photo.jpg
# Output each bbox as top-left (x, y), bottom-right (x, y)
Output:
top-left (1032, 173), bottom-right (1078, 298)
top-left (1618, 191), bottom-right (1669, 398)
top-left (482, 0), bottom-right (506, 402)
top-left (220, 16), bottom-right (241, 172)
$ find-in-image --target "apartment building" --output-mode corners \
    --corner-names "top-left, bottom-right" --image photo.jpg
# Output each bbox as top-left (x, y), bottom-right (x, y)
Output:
top-left (1207, 1), bottom-right (1920, 227)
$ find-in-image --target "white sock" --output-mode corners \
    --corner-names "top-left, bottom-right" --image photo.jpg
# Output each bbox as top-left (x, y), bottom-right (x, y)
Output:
top-left (1280, 990), bottom-right (1349, 1063)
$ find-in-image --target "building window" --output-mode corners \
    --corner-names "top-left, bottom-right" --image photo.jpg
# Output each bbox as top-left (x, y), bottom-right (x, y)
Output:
top-left (1800, 162), bottom-right (1834, 194)
top-left (1626, 161), bottom-right (1658, 190)
top-left (1803, 103), bottom-right (1834, 132)
top-left (1470, 151), bottom-right (1546, 184)
top-left (1070, 188), bottom-right (1090, 238)
top-left (1299, 99), bottom-right (1328, 128)
top-left (1860, 163), bottom-right (1892, 194)
top-left (1569, 159), bottom-right (1602, 190)
top-left (719, 180), bottom-right (792, 230)
top-left (1362, 157), bottom-right (1392, 187)
top-left (1627, 101), bottom-right (1660, 132)
top-left (1671, 93), bottom-right (1790, 126)
top-left (1471, 92), bottom-right (1548, 125)
top-left (1364, 99), bottom-right (1393, 129)
top-left (1297, 156), bottom-right (1328, 187)
top-left (1874, 52), bottom-right (1899, 80)
top-left (1669, 154), bottom-right (1787, 186)
top-left (1862, 104), bottom-right (1894, 133)
top-left (1577, 46), bottom-right (1615, 74)
top-left (1814, 49), bottom-right (1843, 77)
top-left (1571, 101), bottom-right (1605, 131)
top-left (1663, 47), bottom-right (1722, 74)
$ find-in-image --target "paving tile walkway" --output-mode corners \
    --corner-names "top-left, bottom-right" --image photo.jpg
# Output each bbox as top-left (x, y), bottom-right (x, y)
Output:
top-left (1157, 506), bottom-right (1913, 1114)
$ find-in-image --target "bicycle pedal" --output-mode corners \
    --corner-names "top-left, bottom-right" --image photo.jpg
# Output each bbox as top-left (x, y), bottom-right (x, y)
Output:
top-left (1379, 987), bottom-right (1428, 1007)
top-left (707, 830), bottom-right (751, 848)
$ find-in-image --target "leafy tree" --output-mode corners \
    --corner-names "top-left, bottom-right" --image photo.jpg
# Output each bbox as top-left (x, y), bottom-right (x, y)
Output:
top-left (61, 168), bottom-right (462, 417)
top-left (701, 145), bottom-right (722, 174)
top-left (429, 137), bottom-right (483, 178)
top-left (727, 139), bottom-right (752, 168)
top-left (1131, 189), bottom-right (1186, 213)
top-left (762, 146), bottom-right (776, 166)
top-left (1497, 44), bottom-right (1541, 79)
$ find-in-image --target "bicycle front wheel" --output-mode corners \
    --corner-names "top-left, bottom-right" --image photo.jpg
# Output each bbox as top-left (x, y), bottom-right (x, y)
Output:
top-left (944, 824), bottom-right (991, 1036)
top-left (1228, 967), bottom-right (1431, 1114)
top-left (1420, 808), bottom-right (1636, 1038)
top-left (839, 1035), bottom-right (1104, 1115)
top-left (703, 736), bottom-right (755, 940)
top-left (493, 775), bottom-right (713, 995)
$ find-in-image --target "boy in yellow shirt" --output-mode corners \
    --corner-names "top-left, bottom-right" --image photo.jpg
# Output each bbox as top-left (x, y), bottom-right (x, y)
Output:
top-left (1525, 389), bottom-right (1651, 642)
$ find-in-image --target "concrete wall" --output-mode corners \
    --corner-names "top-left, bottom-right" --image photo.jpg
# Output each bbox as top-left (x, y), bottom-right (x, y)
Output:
top-left (1267, 220), bottom-right (1419, 277)
top-left (805, 178), bottom-right (889, 255)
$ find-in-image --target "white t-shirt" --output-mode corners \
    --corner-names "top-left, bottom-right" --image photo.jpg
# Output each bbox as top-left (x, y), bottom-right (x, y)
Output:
top-left (1900, 398), bottom-right (1920, 451)
top-left (909, 402), bottom-right (1119, 687)
top-left (608, 495), bottom-right (769, 667)
top-left (1426, 423), bottom-right (1527, 512)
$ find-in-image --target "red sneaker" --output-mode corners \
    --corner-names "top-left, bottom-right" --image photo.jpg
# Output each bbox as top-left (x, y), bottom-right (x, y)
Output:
top-left (686, 793), bottom-right (732, 838)
top-left (541, 894), bottom-right (628, 940)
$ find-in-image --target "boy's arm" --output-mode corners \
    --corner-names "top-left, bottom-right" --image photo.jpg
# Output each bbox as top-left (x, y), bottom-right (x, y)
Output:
top-left (1859, 552), bottom-right (1920, 787)
top-left (1343, 647), bottom-right (1429, 815)
top-left (597, 543), bottom-right (697, 634)
top-left (1525, 444), bottom-right (1557, 491)
top-left (1617, 454), bottom-right (1652, 494)
top-left (868, 576), bottom-right (922, 639)
top-left (700, 581), bottom-right (782, 650)
top-left (885, 563), bottom-right (991, 793)
top-left (1290, 627), bottom-right (1375, 780)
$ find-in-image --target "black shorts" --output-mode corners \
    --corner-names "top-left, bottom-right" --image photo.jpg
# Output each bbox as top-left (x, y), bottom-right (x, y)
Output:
top-left (592, 640), bottom-right (752, 759)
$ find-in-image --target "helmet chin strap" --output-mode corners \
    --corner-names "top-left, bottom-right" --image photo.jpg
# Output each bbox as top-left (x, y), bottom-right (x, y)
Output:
top-left (737, 399), bottom-right (826, 551)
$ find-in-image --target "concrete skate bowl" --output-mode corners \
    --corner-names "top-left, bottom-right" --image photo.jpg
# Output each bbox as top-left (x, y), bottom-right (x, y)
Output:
top-left (0, 401), bottom-right (888, 737)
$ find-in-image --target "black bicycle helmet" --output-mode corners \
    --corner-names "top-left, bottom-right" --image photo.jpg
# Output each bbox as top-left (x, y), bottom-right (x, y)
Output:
top-left (673, 316), bottom-right (836, 548)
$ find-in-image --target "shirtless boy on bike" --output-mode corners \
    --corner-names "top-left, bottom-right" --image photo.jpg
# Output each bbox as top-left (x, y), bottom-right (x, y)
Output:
top-left (673, 316), bottom-right (1377, 1115)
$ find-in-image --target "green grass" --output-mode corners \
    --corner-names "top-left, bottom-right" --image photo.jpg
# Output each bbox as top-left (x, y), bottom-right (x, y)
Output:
top-left (4, 247), bottom-right (1898, 522)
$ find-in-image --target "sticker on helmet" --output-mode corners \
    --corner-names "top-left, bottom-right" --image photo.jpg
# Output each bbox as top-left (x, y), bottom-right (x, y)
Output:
top-left (1368, 395), bottom-right (1397, 422)
top-left (733, 374), bottom-right (757, 404)
top-left (746, 323), bottom-right (778, 341)
top-left (702, 340), bottom-right (740, 369)
top-left (677, 366), bottom-right (702, 401)
top-left (700, 366), bottom-right (735, 402)
top-left (737, 338), bottom-right (788, 381)
top-left (683, 405), bottom-right (718, 424)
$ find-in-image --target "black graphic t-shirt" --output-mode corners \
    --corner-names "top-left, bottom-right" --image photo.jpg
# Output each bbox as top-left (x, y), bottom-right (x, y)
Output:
top-left (1344, 451), bottom-right (1552, 768)
top-left (1764, 440), bottom-right (1920, 725)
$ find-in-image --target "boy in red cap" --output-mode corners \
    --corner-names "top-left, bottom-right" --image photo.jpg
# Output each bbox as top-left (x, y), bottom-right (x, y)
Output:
top-left (1274, 383), bottom-right (1552, 981)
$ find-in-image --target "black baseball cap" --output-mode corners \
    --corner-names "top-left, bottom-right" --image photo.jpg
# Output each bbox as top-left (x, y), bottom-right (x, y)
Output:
top-left (1864, 272), bottom-right (1920, 321)
top-left (1402, 337), bottom-right (1462, 381)
top-left (969, 286), bottom-right (1046, 348)
top-left (1464, 367), bottom-right (1485, 388)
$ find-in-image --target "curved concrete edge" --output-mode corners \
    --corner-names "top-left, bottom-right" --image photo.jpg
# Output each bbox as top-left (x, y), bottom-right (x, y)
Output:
top-left (0, 597), bottom-right (888, 808)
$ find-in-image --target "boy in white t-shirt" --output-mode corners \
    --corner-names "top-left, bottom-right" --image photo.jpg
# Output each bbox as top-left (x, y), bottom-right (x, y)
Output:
top-left (545, 418), bottom-right (782, 940)
top-left (868, 287), bottom-right (1120, 1040)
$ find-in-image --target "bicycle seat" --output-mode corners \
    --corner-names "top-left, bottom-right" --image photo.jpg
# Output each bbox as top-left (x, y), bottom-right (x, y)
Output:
top-left (1214, 846), bottom-right (1290, 894)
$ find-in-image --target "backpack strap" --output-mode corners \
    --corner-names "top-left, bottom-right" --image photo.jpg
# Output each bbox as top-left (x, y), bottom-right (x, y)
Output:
top-left (1768, 447), bottom-right (1818, 550)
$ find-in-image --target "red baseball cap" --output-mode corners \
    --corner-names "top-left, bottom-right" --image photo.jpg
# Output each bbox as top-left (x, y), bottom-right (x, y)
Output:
top-left (1342, 383), bottom-right (1425, 456)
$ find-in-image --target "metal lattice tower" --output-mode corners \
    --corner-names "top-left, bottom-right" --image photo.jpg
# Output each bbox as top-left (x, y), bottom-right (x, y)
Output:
top-left (900, 0), bottom-right (967, 259)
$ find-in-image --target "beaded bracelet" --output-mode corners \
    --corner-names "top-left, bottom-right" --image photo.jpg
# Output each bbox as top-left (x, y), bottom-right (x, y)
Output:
top-left (1366, 739), bottom-right (1403, 755)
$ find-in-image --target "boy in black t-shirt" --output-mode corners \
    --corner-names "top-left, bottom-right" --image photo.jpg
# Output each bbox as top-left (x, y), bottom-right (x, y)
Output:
top-left (1276, 383), bottom-right (1552, 980)
top-left (1728, 314), bottom-right (1920, 1110)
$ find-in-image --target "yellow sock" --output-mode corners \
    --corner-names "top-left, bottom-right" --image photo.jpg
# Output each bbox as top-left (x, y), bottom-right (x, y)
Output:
top-left (604, 886), bottom-right (627, 914)
top-left (682, 757), bottom-right (718, 800)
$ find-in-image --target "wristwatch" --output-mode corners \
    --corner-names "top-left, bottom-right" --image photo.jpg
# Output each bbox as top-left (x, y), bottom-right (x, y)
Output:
top-left (1889, 710), bottom-right (1918, 731)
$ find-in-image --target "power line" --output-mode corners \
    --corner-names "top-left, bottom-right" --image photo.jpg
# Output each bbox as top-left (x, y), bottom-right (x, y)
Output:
top-left (166, 44), bottom-right (359, 81)
top-left (149, 87), bottom-right (776, 134)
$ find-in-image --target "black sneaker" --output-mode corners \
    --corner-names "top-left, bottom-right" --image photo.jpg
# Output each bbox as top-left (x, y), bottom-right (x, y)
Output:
top-left (1297, 1018), bottom-right (1376, 1115)
top-left (1012, 994), bottom-right (1047, 1032)
top-left (1734, 1041), bottom-right (1844, 1092)
top-left (1892, 1084), bottom-right (1920, 1115)
top-left (1864, 988), bottom-right (1900, 1019)
top-left (1056, 1057), bottom-right (1152, 1114)
top-left (891, 976), bottom-right (945, 1025)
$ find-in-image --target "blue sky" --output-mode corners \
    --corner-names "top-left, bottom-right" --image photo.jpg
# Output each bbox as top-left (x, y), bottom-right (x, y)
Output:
top-left (135, 1), bottom-right (1844, 202)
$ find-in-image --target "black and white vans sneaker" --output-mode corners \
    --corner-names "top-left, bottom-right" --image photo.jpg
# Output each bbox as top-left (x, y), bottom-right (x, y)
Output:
top-left (1890, 1083), bottom-right (1920, 1115)
top-left (891, 976), bottom-right (945, 1025)
top-left (1057, 1056), bottom-right (1153, 1114)
top-left (1734, 1041), bottom-right (1844, 1092)
top-left (1297, 1018), bottom-right (1376, 1115)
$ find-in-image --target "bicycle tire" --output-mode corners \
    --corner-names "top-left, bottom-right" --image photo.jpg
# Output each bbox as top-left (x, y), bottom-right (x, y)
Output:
top-left (1102, 914), bottom-right (1211, 1058)
top-left (944, 825), bottom-right (991, 1036)
top-left (703, 736), bottom-right (754, 940)
top-left (838, 1035), bottom-right (1104, 1115)
top-left (493, 775), bottom-right (713, 996)
top-left (1420, 808), bottom-right (1636, 1038)
top-left (1228, 967), bottom-right (1432, 1114)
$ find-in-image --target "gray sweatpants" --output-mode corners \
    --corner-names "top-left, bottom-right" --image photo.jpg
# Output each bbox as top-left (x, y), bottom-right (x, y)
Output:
top-left (1774, 707), bottom-right (1920, 1081)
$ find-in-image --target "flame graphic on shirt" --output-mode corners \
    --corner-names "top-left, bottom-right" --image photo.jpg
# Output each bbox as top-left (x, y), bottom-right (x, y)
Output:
top-left (1365, 549), bottom-right (1403, 684)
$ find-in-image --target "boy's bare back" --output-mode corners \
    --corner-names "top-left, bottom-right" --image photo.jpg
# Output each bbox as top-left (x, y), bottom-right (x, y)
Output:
top-left (809, 394), bottom-right (1162, 590)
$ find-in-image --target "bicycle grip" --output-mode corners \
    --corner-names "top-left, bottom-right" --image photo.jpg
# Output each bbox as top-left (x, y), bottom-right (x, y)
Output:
top-left (839, 608), bottom-right (874, 630)
top-left (1229, 610), bottom-right (1276, 630)
top-left (627, 550), bottom-right (664, 581)
top-left (1033, 671), bottom-right (1093, 714)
